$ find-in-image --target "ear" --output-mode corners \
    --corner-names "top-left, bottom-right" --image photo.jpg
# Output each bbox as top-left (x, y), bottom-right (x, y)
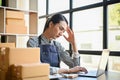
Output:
top-left (49, 21), bottom-right (53, 28)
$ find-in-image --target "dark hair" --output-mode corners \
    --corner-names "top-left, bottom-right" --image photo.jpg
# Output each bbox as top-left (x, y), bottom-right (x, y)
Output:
top-left (43, 13), bottom-right (68, 32)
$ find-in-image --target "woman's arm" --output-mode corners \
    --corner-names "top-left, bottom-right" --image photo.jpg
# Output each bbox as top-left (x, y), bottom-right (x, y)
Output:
top-left (63, 27), bottom-right (78, 53)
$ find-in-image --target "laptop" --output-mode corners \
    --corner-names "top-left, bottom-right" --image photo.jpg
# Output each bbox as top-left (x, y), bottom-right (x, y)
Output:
top-left (78, 49), bottom-right (110, 78)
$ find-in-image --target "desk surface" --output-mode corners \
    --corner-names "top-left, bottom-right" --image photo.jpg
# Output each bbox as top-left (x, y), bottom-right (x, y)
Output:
top-left (50, 71), bottom-right (120, 80)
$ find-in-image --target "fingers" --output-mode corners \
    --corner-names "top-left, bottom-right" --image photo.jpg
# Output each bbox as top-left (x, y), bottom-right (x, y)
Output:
top-left (66, 26), bottom-right (73, 34)
top-left (79, 67), bottom-right (88, 74)
top-left (68, 66), bottom-right (88, 74)
top-left (63, 26), bottom-right (75, 42)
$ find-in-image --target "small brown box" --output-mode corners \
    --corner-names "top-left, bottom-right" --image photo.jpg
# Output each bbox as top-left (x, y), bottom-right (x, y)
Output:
top-left (11, 63), bottom-right (50, 78)
top-left (6, 25), bottom-right (27, 34)
top-left (6, 48), bottom-right (40, 66)
top-left (6, 10), bottom-right (24, 19)
top-left (6, 18), bottom-right (25, 26)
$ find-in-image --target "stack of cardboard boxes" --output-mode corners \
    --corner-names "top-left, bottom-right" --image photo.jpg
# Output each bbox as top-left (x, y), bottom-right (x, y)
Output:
top-left (10, 63), bottom-right (49, 80)
top-left (0, 43), bottom-right (50, 80)
top-left (0, 43), bottom-right (16, 80)
top-left (6, 10), bottom-right (27, 34)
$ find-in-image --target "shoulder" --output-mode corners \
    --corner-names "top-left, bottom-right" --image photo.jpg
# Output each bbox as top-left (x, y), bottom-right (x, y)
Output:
top-left (29, 36), bottom-right (39, 43)
top-left (27, 36), bottom-right (39, 47)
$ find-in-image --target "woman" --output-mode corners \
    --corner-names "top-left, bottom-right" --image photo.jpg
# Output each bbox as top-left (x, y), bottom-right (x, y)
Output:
top-left (27, 13), bottom-right (87, 74)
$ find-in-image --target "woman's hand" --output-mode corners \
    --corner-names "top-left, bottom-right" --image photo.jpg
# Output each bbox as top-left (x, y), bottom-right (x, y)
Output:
top-left (63, 26), bottom-right (75, 44)
top-left (58, 66), bottom-right (88, 74)
top-left (63, 26), bottom-right (78, 53)
top-left (68, 66), bottom-right (88, 74)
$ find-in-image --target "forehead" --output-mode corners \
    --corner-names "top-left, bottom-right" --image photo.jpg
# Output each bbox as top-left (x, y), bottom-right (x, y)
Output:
top-left (59, 21), bottom-right (68, 30)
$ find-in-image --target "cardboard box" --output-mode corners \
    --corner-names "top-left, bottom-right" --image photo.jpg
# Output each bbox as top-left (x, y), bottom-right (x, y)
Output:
top-left (6, 25), bottom-right (27, 34)
top-left (0, 47), bottom-right (40, 80)
top-left (6, 48), bottom-right (40, 66)
top-left (0, 47), bottom-right (40, 70)
top-left (0, 43), bottom-right (15, 48)
top-left (6, 10), bottom-right (24, 19)
top-left (11, 76), bottom-right (49, 80)
top-left (6, 18), bottom-right (25, 26)
top-left (11, 63), bottom-right (49, 78)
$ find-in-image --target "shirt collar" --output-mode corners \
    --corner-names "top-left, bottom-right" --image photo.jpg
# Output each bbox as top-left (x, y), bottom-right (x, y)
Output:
top-left (41, 34), bottom-right (52, 43)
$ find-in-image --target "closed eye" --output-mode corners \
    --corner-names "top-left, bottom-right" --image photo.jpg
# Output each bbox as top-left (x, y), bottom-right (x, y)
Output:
top-left (59, 26), bottom-right (65, 32)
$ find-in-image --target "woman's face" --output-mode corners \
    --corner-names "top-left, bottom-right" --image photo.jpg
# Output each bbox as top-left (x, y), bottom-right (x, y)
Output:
top-left (50, 21), bottom-right (68, 39)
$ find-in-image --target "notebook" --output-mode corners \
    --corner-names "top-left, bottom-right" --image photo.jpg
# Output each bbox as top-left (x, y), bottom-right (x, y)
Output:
top-left (49, 74), bottom-right (62, 79)
top-left (78, 49), bottom-right (110, 78)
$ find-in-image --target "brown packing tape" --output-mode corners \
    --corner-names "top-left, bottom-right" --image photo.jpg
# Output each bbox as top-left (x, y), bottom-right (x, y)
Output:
top-left (0, 47), bottom-right (9, 71)
top-left (5, 65), bottom-right (16, 80)
top-left (0, 64), bottom-right (23, 80)
top-left (5, 68), bottom-right (12, 80)
top-left (10, 64), bottom-right (22, 78)
top-left (11, 63), bottom-right (49, 78)
top-left (0, 47), bottom-right (4, 68)
top-left (0, 69), bottom-right (11, 80)
top-left (0, 43), bottom-right (15, 68)
top-left (0, 46), bottom-right (14, 80)
top-left (3, 48), bottom-right (9, 70)
top-left (0, 70), bottom-right (6, 80)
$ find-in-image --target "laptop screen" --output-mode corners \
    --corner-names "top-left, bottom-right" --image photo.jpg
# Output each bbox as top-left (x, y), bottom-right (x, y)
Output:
top-left (97, 49), bottom-right (110, 76)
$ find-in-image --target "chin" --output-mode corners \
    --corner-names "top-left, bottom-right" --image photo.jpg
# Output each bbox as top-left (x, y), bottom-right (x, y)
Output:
top-left (54, 36), bottom-right (58, 39)
top-left (54, 37), bottom-right (57, 39)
